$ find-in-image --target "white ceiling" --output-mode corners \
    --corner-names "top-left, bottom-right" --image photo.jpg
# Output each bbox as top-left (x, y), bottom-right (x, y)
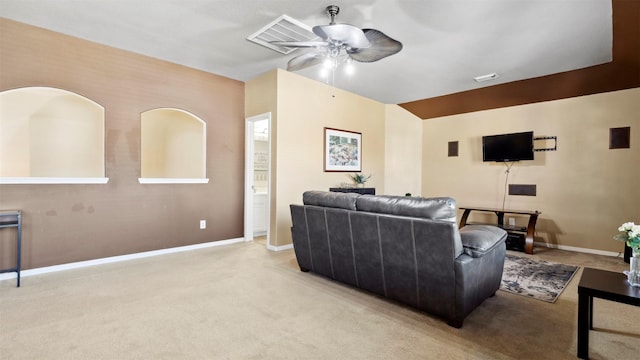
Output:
top-left (0, 0), bottom-right (612, 104)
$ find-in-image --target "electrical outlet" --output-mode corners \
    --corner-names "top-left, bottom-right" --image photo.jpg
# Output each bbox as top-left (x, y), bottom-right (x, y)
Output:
top-left (199, 220), bottom-right (206, 229)
top-left (508, 217), bottom-right (515, 226)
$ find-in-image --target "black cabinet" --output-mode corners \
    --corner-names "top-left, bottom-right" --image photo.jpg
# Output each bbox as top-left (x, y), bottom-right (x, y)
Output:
top-left (329, 187), bottom-right (376, 195)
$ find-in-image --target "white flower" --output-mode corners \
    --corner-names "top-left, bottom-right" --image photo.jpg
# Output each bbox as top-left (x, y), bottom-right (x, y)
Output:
top-left (614, 222), bottom-right (640, 250)
top-left (619, 222), bottom-right (636, 232)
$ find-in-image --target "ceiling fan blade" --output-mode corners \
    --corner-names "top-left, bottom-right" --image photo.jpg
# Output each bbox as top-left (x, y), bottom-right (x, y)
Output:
top-left (286, 52), bottom-right (325, 71)
top-left (347, 29), bottom-right (403, 63)
top-left (313, 24), bottom-right (370, 48)
top-left (269, 41), bottom-right (328, 48)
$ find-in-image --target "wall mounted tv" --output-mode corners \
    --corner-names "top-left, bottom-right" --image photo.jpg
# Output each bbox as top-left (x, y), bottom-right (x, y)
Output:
top-left (482, 131), bottom-right (534, 162)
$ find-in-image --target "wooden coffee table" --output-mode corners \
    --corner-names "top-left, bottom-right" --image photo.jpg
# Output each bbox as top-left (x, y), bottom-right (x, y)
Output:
top-left (577, 267), bottom-right (640, 359)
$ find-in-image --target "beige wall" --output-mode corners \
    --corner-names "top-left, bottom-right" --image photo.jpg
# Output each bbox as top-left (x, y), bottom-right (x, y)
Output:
top-left (422, 88), bottom-right (640, 253)
top-left (0, 18), bottom-right (245, 269)
top-left (384, 104), bottom-right (423, 197)
top-left (246, 69), bottom-right (423, 247)
top-left (274, 69), bottom-right (387, 246)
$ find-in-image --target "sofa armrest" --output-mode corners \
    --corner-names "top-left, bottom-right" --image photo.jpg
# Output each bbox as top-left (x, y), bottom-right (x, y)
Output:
top-left (459, 225), bottom-right (507, 258)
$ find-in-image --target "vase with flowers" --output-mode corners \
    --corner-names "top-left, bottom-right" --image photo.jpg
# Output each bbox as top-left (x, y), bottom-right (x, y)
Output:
top-left (614, 222), bottom-right (640, 287)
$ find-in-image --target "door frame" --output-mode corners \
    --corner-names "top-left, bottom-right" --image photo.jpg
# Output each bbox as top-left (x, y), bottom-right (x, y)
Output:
top-left (244, 112), bottom-right (271, 247)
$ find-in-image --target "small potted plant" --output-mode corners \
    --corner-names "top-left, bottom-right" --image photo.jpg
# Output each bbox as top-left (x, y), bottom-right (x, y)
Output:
top-left (349, 173), bottom-right (371, 188)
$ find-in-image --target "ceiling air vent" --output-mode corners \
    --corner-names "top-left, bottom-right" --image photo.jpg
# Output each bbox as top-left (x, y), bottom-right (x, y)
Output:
top-left (247, 14), bottom-right (316, 54)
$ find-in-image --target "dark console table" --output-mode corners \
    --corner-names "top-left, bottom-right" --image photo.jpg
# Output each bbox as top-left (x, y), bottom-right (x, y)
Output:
top-left (329, 187), bottom-right (375, 195)
top-left (577, 267), bottom-right (640, 359)
top-left (0, 210), bottom-right (22, 287)
top-left (458, 206), bottom-right (540, 254)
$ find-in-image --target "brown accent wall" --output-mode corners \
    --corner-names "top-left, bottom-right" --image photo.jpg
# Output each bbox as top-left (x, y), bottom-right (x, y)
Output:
top-left (400, 0), bottom-right (640, 119)
top-left (0, 18), bottom-right (245, 269)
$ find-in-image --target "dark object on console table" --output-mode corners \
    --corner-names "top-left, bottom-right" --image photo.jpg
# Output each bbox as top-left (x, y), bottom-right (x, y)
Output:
top-left (505, 233), bottom-right (526, 252)
top-left (329, 187), bottom-right (375, 195)
top-left (624, 243), bottom-right (631, 263)
top-left (459, 206), bottom-right (540, 255)
top-left (290, 191), bottom-right (507, 328)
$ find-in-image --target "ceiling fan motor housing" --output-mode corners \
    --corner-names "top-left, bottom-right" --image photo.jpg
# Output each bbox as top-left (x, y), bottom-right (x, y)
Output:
top-left (326, 5), bottom-right (340, 25)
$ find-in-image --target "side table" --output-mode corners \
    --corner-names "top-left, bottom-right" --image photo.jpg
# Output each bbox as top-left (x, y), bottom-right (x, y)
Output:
top-left (0, 210), bottom-right (22, 287)
top-left (577, 267), bottom-right (640, 359)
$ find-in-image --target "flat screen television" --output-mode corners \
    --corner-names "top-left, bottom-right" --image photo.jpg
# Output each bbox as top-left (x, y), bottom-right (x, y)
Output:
top-left (482, 131), bottom-right (534, 162)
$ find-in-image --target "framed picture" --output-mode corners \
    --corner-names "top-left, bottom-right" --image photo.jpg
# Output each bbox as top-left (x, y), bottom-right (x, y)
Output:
top-left (324, 127), bottom-right (362, 172)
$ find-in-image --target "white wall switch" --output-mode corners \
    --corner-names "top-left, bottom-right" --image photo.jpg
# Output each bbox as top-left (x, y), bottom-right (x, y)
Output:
top-left (508, 217), bottom-right (515, 226)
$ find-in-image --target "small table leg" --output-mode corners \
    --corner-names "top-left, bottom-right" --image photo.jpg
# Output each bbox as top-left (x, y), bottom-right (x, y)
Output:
top-left (589, 296), bottom-right (593, 330)
top-left (578, 293), bottom-right (590, 359)
top-left (16, 219), bottom-right (21, 287)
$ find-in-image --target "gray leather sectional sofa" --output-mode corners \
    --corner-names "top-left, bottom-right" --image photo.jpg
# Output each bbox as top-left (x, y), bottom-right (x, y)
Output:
top-left (289, 191), bottom-right (507, 327)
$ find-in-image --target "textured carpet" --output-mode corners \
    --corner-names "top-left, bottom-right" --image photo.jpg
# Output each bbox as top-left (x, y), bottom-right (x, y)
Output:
top-left (2, 244), bottom-right (639, 359)
top-left (500, 254), bottom-right (579, 303)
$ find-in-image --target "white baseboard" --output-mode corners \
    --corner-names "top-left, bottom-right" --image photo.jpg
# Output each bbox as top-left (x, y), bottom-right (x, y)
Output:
top-left (534, 241), bottom-right (622, 258)
top-left (0, 237), bottom-right (244, 282)
top-left (267, 243), bottom-right (294, 251)
top-left (1, 239), bottom-right (617, 283)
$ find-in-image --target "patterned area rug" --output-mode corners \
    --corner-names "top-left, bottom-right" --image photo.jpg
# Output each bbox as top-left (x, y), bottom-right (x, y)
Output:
top-left (500, 254), bottom-right (579, 303)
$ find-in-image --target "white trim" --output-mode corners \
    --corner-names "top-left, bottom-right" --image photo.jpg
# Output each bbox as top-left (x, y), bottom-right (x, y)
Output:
top-left (244, 118), bottom-right (256, 241)
top-left (0, 239), bottom-right (618, 282)
top-left (202, 121), bottom-right (207, 178)
top-left (0, 237), bottom-right (244, 282)
top-left (244, 113), bottom-right (271, 247)
top-left (0, 177), bottom-right (109, 184)
top-left (138, 178), bottom-right (209, 184)
top-left (267, 243), bottom-right (294, 252)
top-left (534, 241), bottom-right (622, 258)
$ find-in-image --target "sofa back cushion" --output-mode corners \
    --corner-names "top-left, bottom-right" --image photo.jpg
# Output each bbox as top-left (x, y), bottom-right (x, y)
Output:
top-left (302, 190), bottom-right (360, 210)
top-left (356, 195), bottom-right (457, 223)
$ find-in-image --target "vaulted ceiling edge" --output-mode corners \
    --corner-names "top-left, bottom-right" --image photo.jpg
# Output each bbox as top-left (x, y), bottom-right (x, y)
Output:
top-left (400, 0), bottom-right (640, 120)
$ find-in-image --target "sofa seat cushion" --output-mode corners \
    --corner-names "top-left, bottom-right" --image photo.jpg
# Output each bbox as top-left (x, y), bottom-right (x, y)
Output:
top-left (459, 225), bottom-right (507, 258)
top-left (355, 195), bottom-right (458, 223)
top-left (303, 190), bottom-right (360, 210)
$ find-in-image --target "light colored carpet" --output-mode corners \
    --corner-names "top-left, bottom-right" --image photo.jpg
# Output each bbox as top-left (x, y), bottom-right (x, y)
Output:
top-left (501, 254), bottom-right (579, 303)
top-left (1, 243), bottom-right (639, 359)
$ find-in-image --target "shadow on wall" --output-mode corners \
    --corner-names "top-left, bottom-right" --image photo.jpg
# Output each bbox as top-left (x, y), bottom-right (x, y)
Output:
top-left (535, 218), bottom-right (563, 247)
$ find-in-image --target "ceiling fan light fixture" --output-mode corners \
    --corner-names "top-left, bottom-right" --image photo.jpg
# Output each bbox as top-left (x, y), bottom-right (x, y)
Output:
top-left (344, 58), bottom-right (355, 75)
top-left (323, 57), bottom-right (337, 69)
top-left (272, 5), bottom-right (402, 72)
top-left (473, 73), bottom-right (500, 83)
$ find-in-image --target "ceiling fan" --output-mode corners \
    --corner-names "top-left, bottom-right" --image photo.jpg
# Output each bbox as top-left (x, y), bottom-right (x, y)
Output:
top-left (270, 5), bottom-right (403, 72)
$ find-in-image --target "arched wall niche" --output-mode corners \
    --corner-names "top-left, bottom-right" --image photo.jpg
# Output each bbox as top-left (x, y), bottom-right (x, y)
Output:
top-left (139, 108), bottom-right (208, 184)
top-left (0, 87), bottom-right (107, 184)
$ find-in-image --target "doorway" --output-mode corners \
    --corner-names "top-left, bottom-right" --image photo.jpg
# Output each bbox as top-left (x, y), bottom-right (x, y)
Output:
top-left (245, 113), bottom-right (271, 248)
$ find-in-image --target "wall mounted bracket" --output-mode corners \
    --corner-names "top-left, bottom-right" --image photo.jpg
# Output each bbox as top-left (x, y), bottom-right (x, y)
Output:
top-left (533, 136), bottom-right (557, 152)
